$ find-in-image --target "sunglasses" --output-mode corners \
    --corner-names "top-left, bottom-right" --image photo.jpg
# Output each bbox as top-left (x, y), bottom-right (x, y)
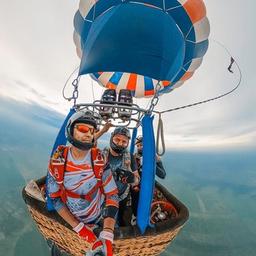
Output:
top-left (74, 124), bottom-right (94, 134)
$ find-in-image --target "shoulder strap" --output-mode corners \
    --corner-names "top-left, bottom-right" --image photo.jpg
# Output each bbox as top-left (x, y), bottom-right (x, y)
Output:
top-left (102, 147), bottom-right (109, 162)
top-left (91, 147), bottom-right (105, 180)
top-left (49, 145), bottom-right (69, 184)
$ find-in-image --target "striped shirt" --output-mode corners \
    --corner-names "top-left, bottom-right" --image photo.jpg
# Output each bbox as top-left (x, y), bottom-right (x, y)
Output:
top-left (47, 147), bottom-right (118, 224)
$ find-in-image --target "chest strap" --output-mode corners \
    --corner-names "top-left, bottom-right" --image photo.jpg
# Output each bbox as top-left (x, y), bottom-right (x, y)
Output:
top-left (48, 146), bottom-right (105, 204)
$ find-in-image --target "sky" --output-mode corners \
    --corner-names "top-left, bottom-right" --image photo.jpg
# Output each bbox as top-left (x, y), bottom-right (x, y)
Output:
top-left (0, 0), bottom-right (255, 150)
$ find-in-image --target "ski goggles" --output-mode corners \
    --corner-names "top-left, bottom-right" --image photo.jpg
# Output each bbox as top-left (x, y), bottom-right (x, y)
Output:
top-left (74, 124), bottom-right (95, 134)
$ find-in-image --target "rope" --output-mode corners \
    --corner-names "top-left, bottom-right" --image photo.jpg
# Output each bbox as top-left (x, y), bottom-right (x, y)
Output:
top-left (91, 78), bottom-right (95, 102)
top-left (154, 40), bottom-right (242, 115)
top-left (156, 113), bottom-right (166, 156)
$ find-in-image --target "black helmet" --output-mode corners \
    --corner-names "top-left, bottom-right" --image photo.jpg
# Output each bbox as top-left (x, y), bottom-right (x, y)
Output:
top-left (110, 127), bottom-right (130, 154)
top-left (135, 135), bottom-right (143, 156)
top-left (66, 110), bottom-right (97, 151)
top-left (135, 135), bottom-right (143, 145)
top-left (112, 127), bottom-right (131, 139)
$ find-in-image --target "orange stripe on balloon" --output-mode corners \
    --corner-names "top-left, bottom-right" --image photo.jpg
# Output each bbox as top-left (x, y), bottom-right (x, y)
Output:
top-left (145, 89), bottom-right (155, 96)
top-left (126, 73), bottom-right (137, 91)
top-left (181, 72), bottom-right (194, 81)
top-left (162, 80), bottom-right (171, 87)
top-left (106, 82), bottom-right (116, 89)
top-left (183, 0), bottom-right (206, 24)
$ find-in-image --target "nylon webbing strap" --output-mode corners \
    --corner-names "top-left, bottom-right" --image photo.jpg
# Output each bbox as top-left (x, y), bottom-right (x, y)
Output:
top-left (137, 114), bottom-right (155, 234)
top-left (130, 127), bottom-right (138, 154)
top-left (47, 108), bottom-right (76, 211)
top-left (50, 108), bottom-right (76, 156)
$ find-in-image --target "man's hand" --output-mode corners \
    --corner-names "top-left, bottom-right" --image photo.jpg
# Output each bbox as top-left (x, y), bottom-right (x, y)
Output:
top-left (95, 121), bottom-right (113, 140)
top-left (73, 222), bottom-right (97, 243)
top-left (116, 168), bottom-right (135, 184)
top-left (101, 121), bottom-right (113, 133)
top-left (86, 231), bottom-right (114, 256)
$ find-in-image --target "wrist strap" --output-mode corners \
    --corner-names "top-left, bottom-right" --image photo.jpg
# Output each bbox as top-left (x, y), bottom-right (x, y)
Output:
top-left (103, 227), bottom-right (114, 233)
top-left (99, 231), bottom-right (114, 243)
top-left (73, 222), bottom-right (84, 233)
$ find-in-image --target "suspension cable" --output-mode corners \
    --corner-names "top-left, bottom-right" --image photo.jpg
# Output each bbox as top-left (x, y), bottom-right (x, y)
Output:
top-left (154, 40), bottom-right (242, 115)
top-left (91, 78), bottom-right (95, 102)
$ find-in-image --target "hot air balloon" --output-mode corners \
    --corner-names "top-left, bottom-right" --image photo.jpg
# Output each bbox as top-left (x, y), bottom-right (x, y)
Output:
top-left (22, 0), bottom-right (213, 255)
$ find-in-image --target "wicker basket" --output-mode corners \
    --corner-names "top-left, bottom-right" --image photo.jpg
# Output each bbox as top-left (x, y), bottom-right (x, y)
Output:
top-left (22, 177), bottom-right (189, 256)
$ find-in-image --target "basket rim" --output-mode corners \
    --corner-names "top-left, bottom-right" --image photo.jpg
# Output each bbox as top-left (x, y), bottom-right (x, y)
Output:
top-left (22, 176), bottom-right (189, 239)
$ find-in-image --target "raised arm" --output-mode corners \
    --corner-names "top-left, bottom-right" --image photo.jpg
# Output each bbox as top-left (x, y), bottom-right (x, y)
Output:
top-left (95, 121), bottom-right (113, 140)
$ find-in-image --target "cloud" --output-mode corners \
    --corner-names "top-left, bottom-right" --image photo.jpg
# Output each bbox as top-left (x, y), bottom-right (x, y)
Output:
top-left (0, 0), bottom-right (255, 149)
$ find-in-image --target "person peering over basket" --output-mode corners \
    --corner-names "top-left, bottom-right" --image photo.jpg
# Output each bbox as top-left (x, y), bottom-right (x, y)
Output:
top-left (102, 127), bottom-right (140, 226)
top-left (46, 110), bottom-right (119, 256)
top-left (135, 135), bottom-right (166, 179)
top-left (130, 135), bottom-right (166, 221)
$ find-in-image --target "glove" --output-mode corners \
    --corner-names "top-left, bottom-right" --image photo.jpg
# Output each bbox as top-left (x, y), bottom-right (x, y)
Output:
top-left (73, 222), bottom-right (97, 243)
top-left (116, 168), bottom-right (135, 184)
top-left (86, 231), bottom-right (114, 256)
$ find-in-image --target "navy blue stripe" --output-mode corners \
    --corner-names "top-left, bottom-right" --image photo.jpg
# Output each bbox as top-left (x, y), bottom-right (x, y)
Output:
top-left (165, 0), bottom-right (182, 10)
top-left (74, 11), bottom-right (92, 48)
top-left (92, 0), bottom-right (122, 20)
top-left (172, 68), bottom-right (185, 83)
top-left (183, 39), bottom-right (209, 64)
top-left (92, 72), bottom-right (101, 79)
top-left (172, 40), bottom-right (208, 83)
top-left (128, 0), bottom-right (164, 9)
top-left (144, 76), bottom-right (154, 91)
top-left (183, 60), bottom-right (192, 71)
top-left (109, 72), bottom-right (123, 85)
top-left (159, 84), bottom-right (173, 94)
top-left (84, 6), bottom-right (94, 20)
top-left (167, 5), bottom-right (195, 42)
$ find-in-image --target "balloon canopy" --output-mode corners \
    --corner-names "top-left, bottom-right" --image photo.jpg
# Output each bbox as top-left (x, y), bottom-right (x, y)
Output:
top-left (73, 0), bottom-right (210, 98)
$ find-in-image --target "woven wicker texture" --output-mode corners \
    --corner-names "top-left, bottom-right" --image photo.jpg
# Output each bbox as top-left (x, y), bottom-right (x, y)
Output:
top-left (28, 206), bottom-right (181, 256)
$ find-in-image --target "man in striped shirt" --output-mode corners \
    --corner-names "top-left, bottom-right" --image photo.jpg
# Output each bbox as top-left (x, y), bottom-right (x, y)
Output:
top-left (47, 110), bottom-right (119, 256)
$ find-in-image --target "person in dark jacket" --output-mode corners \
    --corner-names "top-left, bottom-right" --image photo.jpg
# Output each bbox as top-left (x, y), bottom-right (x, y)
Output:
top-left (130, 136), bottom-right (166, 222)
top-left (134, 136), bottom-right (166, 179)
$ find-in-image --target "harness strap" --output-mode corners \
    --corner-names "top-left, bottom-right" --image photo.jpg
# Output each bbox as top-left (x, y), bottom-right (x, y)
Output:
top-left (91, 147), bottom-right (105, 195)
top-left (49, 146), bottom-right (106, 204)
top-left (50, 182), bottom-right (102, 203)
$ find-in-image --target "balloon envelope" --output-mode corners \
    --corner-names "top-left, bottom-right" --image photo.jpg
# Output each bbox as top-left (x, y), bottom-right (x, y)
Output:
top-left (74, 0), bottom-right (210, 98)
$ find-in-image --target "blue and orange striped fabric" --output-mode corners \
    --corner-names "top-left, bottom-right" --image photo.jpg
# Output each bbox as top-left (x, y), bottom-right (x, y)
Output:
top-left (73, 0), bottom-right (210, 98)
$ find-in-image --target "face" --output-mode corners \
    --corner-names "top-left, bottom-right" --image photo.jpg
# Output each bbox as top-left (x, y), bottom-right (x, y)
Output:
top-left (136, 142), bottom-right (143, 152)
top-left (73, 123), bottom-right (94, 143)
top-left (112, 134), bottom-right (129, 148)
